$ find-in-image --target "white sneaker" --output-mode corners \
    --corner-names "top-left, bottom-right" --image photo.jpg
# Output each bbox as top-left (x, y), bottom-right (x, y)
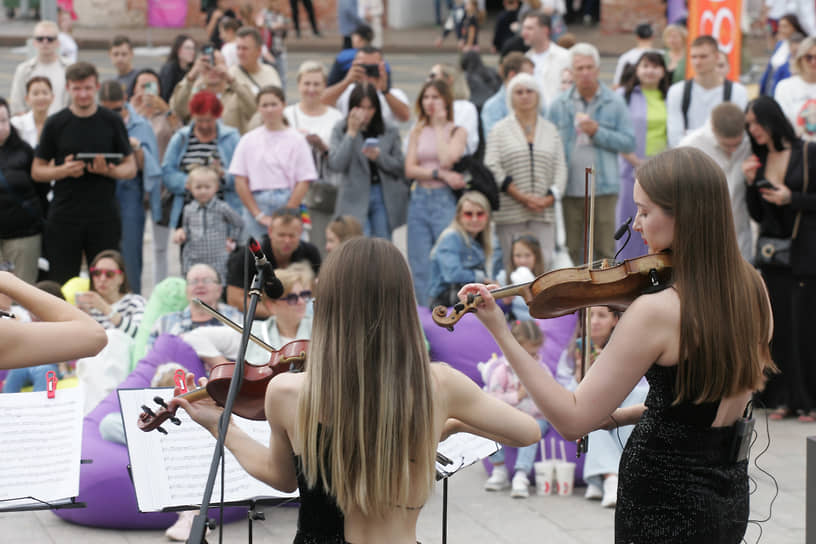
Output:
top-left (584, 483), bottom-right (603, 500)
top-left (511, 471), bottom-right (530, 498)
top-left (484, 464), bottom-right (510, 491)
top-left (601, 475), bottom-right (618, 508)
top-left (165, 511), bottom-right (211, 541)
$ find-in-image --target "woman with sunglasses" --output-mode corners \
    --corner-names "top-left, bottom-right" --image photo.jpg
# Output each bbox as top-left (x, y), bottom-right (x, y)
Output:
top-left (180, 264), bottom-right (314, 373)
top-left (428, 191), bottom-right (497, 307)
top-left (76, 250), bottom-right (146, 338)
top-left (172, 237), bottom-right (540, 544)
top-left (775, 36), bottom-right (816, 137)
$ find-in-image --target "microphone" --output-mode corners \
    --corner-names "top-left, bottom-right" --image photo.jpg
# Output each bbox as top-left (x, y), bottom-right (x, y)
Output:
top-left (614, 217), bottom-right (633, 241)
top-left (247, 237), bottom-right (284, 299)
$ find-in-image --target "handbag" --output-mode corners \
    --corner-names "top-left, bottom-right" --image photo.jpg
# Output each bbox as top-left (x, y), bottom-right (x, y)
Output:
top-left (291, 108), bottom-right (339, 214)
top-left (755, 142), bottom-right (810, 268)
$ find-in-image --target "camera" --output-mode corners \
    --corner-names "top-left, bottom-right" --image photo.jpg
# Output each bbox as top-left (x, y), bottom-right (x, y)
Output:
top-left (363, 64), bottom-right (380, 78)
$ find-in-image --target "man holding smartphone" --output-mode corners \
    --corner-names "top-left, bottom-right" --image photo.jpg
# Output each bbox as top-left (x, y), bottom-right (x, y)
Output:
top-left (320, 46), bottom-right (410, 123)
top-left (31, 62), bottom-right (137, 285)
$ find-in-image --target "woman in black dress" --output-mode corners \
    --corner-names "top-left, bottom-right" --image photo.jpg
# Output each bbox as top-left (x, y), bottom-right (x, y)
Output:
top-left (742, 95), bottom-right (816, 421)
top-left (464, 146), bottom-right (776, 543)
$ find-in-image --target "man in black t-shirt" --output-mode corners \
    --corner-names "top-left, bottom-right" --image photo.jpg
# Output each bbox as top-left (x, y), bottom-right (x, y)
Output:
top-left (32, 62), bottom-right (137, 284)
top-left (226, 208), bottom-right (320, 318)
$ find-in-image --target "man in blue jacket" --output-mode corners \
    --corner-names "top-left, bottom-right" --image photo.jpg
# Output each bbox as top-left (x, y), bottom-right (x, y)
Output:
top-left (548, 43), bottom-right (635, 264)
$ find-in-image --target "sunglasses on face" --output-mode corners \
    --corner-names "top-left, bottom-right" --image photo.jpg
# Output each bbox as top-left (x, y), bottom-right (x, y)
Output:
top-left (34, 36), bottom-right (58, 42)
top-left (281, 290), bottom-right (312, 305)
top-left (462, 210), bottom-right (487, 219)
top-left (187, 277), bottom-right (219, 286)
top-left (90, 267), bottom-right (122, 279)
top-left (110, 106), bottom-right (124, 113)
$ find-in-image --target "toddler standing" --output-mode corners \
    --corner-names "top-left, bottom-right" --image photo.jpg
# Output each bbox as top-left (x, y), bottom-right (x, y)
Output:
top-left (172, 166), bottom-right (244, 283)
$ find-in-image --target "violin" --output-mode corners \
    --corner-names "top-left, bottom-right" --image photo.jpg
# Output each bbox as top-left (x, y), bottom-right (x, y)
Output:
top-left (137, 339), bottom-right (306, 433)
top-left (432, 252), bottom-right (672, 331)
top-left (137, 298), bottom-right (308, 434)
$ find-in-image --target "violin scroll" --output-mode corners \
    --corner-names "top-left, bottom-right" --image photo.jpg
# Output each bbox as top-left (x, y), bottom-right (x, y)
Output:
top-left (431, 292), bottom-right (481, 331)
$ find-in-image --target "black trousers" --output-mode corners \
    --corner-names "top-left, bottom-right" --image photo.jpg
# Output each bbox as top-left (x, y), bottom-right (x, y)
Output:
top-left (289, 0), bottom-right (319, 35)
top-left (44, 215), bottom-right (121, 285)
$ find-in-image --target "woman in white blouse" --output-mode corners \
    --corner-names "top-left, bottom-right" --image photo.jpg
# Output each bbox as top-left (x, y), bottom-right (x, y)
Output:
top-left (10, 75), bottom-right (54, 148)
top-left (775, 36), bottom-right (816, 139)
top-left (283, 61), bottom-right (343, 255)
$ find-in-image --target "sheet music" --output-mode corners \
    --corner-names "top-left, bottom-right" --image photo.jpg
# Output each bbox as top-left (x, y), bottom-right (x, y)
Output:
top-left (435, 432), bottom-right (499, 479)
top-left (119, 388), bottom-right (298, 512)
top-left (0, 387), bottom-right (83, 511)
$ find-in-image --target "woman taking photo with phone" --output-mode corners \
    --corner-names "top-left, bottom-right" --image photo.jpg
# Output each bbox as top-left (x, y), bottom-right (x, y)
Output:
top-left (464, 146), bottom-right (775, 541)
top-left (171, 237), bottom-right (541, 544)
top-left (328, 82), bottom-right (407, 241)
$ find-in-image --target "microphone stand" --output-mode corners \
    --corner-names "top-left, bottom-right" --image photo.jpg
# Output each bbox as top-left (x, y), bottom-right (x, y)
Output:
top-left (187, 262), bottom-right (266, 544)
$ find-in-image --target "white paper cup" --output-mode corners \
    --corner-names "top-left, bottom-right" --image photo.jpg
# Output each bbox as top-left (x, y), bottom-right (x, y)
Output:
top-left (555, 461), bottom-right (576, 496)
top-left (534, 460), bottom-right (556, 495)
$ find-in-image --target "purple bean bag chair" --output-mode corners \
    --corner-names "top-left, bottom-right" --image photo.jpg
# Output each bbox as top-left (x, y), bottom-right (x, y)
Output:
top-left (417, 306), bottom-right (585, 483)
top-left (53, 334), bottom-right (246, 529)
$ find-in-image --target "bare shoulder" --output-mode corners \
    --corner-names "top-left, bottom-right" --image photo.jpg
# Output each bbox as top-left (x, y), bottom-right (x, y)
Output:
top-left (266, 372), bottom-right (306, 408)
top-left (627, 287), bottom-right (680, 325)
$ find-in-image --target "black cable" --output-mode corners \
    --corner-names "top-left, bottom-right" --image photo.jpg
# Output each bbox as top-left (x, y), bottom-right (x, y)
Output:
top-left (745, 399), bottom-right (779, 544)
top-left (608, 413), bottom-right (625, 450)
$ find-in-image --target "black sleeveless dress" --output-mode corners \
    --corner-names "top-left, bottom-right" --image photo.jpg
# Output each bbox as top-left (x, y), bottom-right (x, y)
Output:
top-left (292, 452), bottom-right (347, 544)
top-left (616, 364), bottom-right (749, 543)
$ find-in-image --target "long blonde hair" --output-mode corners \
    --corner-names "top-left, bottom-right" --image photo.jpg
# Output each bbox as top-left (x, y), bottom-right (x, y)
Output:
top-left (636, 148), bottom-right (776, 403)
top-left (296, 238), bottom-right (436, 517)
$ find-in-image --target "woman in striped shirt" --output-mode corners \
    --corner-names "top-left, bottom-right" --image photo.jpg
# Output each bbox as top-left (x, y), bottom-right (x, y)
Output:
top-left (484, 72), bottom-right (567, 273)
top-left (75, 250), bottom-right (146, 337)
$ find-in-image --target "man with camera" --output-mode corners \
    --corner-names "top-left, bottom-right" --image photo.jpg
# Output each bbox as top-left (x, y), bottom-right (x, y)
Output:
top-left (31, 62), bottom-right (137, 285)
top-left (320, 45), bottom-right (410, 123)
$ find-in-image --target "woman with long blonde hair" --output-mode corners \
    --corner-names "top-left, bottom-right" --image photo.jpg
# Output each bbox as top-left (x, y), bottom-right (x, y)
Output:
top-left (464, 147), bottom-right (776, 541)
top-left (172, 237), bottom-right (540, 543)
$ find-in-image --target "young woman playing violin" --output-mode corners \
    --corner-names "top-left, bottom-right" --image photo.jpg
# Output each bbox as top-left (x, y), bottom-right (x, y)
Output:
top-left (171, 237), bottom-right (541, 544)
top-left (461, 147), bottom-right (776, 542)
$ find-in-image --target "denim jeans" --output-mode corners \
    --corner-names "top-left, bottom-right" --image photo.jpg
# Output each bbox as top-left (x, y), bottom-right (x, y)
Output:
top-left (117, 178), bottom-right (145, 294)
top-left (435, 0), bottom-right (454, 24)
top-left (489, 418), bottom-right (550, 475)
top-left (365, 184), bottom-right (391, 240)
top-left (2, 364), bottom-right (59, 393)
top-left (242, 188), bottom-right (292, 242)
top-left (406, 184), bottom-right (456, 307)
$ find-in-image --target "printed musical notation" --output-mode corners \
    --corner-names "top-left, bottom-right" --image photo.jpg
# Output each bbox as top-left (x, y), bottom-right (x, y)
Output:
top-left (435, 432), bottom-right (500, 479)
top-left (118, 388), bottom-right (297, 512)
top-left (0, 387), bottom-right (83, 510)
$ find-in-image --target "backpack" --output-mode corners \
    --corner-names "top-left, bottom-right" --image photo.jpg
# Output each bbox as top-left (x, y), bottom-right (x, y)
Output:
top-left (681, 78), bottom-right (733, 130)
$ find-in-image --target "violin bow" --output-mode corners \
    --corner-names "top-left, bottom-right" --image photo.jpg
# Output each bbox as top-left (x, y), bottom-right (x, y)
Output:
top-left (577, 166), bottom-right (596, 458)
top-left (192, 298), bottom-right (278, 354)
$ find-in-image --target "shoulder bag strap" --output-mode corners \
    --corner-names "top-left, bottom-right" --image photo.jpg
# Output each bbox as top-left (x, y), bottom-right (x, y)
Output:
top-left (792, 142), bottom-right (809, 240)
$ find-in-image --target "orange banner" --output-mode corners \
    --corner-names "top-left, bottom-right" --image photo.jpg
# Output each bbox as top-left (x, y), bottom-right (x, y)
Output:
top-left (687, 0), bottom-right (743, 82)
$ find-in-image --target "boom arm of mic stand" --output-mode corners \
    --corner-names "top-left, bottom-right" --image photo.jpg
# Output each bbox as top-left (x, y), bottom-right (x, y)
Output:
top-left (187, 267), bottom-right (265, 544)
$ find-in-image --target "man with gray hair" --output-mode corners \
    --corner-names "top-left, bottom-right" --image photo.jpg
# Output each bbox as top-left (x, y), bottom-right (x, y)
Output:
top-left (679, 102), bottom-right (753, 260)
top-left (9, 21), bottom-right (69, 115)
top-left (548, 42), bottom-right (635, 264)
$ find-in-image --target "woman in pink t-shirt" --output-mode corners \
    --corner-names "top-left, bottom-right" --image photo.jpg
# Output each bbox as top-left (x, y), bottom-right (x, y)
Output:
top-left (229, 86), bottom-right (317, 241)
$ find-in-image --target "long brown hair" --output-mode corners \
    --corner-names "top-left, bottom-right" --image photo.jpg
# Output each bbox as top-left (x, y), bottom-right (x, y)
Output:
top-left (296, 238), bottom-right (436, 517)
top-left (415, 79), bottom-right (454, 124)
top-left (636, 147), bottom-right (775, 403)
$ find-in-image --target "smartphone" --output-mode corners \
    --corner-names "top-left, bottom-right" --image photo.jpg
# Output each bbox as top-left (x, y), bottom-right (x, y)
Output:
top-left (363, 64), bottom-right (380, 78)
top-left (363, 137), bottom-right (379, 149)
top-left (201, 44), bottom-right (215, 65)
top-left (143, 81), bottom-right (158, 96)
top-left (755, 179), bottom-right (776, 190)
